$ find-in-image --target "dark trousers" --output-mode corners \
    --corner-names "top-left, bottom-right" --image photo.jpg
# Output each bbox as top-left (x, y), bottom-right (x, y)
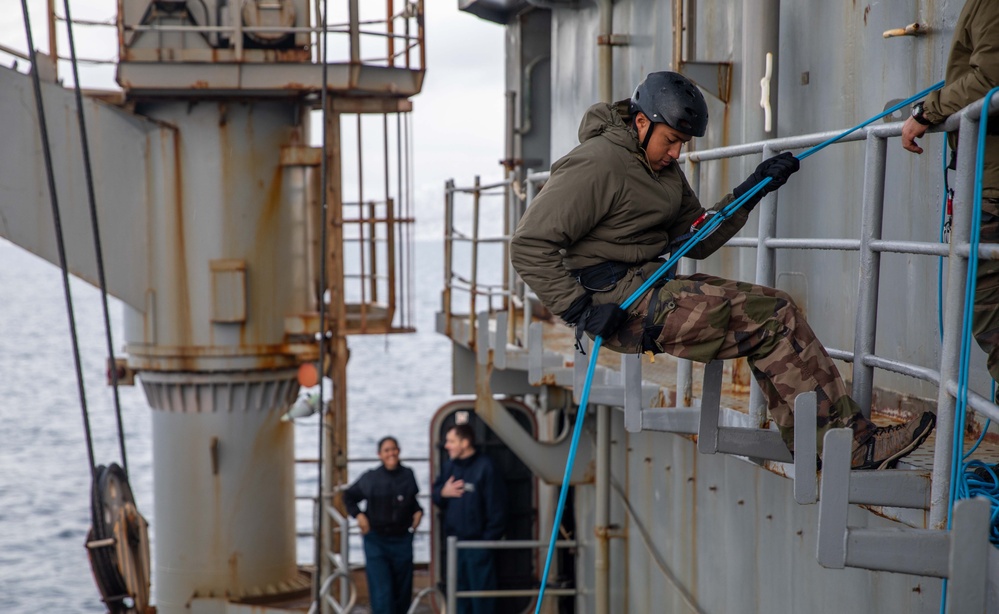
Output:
top-left (974, 202), bottom-right (999, 390)
top-left (457, 547), bottom-right (496, 614)
top-left (363, 532), bottom-right (414, 614)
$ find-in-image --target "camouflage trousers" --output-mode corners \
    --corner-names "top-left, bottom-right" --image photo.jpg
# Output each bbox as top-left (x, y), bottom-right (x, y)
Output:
top-left (973, 200), bottom-right (999, 388)
top-left (605, 273), bottom-right (876, 453)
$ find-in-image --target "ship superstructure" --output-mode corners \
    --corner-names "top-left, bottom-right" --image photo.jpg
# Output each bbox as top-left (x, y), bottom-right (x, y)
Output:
top-left (5, 1), bottom-right (999, 613)
top-left (430, 1), bottom-right (999, 612)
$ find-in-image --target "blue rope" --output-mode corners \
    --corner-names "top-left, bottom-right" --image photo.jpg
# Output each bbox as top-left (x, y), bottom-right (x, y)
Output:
top-left (946, 86), bottom-right (999, 528)
top-left (940, 86), bottom-right (999, 614)
top-left (533, 81), bottom-right (944, 613)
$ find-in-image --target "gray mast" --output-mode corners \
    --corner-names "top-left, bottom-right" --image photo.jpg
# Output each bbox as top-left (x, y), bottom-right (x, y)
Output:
top-left (0, 1), bottom-right (424, 611)
top-left (116, 4), bottom-right (425, 609)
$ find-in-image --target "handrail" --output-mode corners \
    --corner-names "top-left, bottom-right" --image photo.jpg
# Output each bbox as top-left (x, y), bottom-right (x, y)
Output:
top-left (325, 503), bottom-right (352, 607)
top-left (113, 0), bottom-right (425, 72)
top-left (445, 537), bottom-right (578, 613)
top-left (306, 569), bottom-right (358, 614)
top-left (406, 586), bottom-right (446, 614)
top-left (444, 92), bottom-right (999, 535)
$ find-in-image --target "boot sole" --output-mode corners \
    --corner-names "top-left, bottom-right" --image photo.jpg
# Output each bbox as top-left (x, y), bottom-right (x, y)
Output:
top-left (874, 413), bottom-right (937, 470)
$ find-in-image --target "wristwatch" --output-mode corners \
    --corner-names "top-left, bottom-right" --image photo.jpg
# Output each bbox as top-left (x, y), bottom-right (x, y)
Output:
top-left (911, 101), bottom-right (932, 126)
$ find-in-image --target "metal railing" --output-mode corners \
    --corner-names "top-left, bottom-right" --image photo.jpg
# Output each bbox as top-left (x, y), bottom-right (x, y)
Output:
top-left (443, 92), bottom-right (999, 532)
top-left (4, 1), bottom-right (426, 79)
top-left (337, 105), bottom-right (416, 335)
top-left (117, 0), bottom-right (426, 69)
top-left (676, 94), bottom-right (999, 526)
top-left (442, 176), bottom-right (516, 349)
top-left (445, 537), bottom-right (578, 613)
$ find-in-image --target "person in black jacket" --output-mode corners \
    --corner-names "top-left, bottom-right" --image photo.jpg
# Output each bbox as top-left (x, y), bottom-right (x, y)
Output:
top-left (431, 424), bottom-right (506, 614)
top-left (343, 436), bottom-right (423, 614)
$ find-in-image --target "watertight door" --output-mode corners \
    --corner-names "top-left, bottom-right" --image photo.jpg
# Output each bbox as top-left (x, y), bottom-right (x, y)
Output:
top-left (430, 399), bottom-right (538, 614)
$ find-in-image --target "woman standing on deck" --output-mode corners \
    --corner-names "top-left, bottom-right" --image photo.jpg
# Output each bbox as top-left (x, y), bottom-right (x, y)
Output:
top-left (343, 436), bottom-right (423, 614)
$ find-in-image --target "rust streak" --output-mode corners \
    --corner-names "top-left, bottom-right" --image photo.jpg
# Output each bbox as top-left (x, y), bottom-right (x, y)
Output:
top-left (171, 130), bottom-right (193, 347)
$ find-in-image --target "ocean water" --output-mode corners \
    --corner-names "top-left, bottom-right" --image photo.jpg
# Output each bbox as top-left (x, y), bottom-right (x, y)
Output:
top-left (0, 237), bottom-right (477, 612)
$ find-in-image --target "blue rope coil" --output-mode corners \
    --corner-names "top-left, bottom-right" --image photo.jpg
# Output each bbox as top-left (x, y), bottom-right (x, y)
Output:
top-left (941, 86), bottom-right (999, 614)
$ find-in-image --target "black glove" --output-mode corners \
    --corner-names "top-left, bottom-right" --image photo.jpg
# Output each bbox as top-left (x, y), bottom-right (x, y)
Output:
top-left (561, 294), bottom-right (592, 326)
top-left (580, 303), bottom-right (629, 337)
top-left (732, 152), bottom-right (801, 209)
top-left (561, 295), bottom-right (628, 338)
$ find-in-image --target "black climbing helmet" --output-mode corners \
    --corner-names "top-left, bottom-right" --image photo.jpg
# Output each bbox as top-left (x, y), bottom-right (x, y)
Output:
top-left (629, 71), bottom-right (708, 138)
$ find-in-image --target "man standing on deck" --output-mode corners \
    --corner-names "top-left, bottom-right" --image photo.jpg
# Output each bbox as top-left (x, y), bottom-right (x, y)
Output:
top-left (511, 71), bottom-right (936, 469)
top-left (901, 0), bottom-right (999, 397)
top-left (432, 424), bottom-right (506, 614)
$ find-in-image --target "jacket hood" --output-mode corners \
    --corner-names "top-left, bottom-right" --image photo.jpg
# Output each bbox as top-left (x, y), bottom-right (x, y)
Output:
top-left (578, 99), bottom-right (641, 154)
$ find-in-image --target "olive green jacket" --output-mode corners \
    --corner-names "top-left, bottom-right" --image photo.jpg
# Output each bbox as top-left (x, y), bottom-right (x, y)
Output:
top-left (510, 101), bottom-right (749, 316)
top-left (922, 0), bottom-right (999, 198)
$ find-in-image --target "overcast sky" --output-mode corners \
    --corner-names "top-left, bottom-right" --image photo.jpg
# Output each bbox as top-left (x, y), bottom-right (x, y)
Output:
top-left (0, 1), bottom-right (507, 240)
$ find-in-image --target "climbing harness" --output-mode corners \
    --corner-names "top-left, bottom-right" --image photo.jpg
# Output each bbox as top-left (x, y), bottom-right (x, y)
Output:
top-left (570, 261), bottom-right (634, 353)
top-left (939, 140), bottom-right (952, 339)
top-left (534, 80), bottom-right (946, 613)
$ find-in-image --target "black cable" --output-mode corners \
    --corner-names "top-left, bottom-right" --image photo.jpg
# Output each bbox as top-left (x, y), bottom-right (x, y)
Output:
top-left (314, 0), bottom-right (330, 606)
top-left (62, 0), bottom-right (129, 478)
top-left (19, 0), bottom-right (96, 483)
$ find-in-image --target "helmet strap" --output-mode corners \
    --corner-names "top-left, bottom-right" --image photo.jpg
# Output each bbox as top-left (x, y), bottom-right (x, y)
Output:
top-left (640, 120), bottom-right (656, 151)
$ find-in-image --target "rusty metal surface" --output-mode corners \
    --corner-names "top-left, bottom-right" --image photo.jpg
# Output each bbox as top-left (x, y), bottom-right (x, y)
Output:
top-left (571, 422), bottom-right (946, 614)
top-left (115, 100), bottom-right (314, 371)
top-left (438, 307), bottom-right (999, 612)
top-left (210, 259), bottom-right (248, 324)
top-left (117, 0), bottom-right (426, 97)
top-left (280, 145), bottom-right (322, 168)
top-left (117, 63), bottom-right (426, 98)
top-left (448, 1), bottom-right (999, 612)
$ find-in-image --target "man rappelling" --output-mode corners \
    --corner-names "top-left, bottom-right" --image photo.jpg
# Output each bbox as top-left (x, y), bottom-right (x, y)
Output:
top-left (511, 71), bottom-right (936, 469)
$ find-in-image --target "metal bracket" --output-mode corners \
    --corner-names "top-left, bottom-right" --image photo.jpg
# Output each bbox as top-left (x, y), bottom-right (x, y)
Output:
top-left (678, 61), bottom-right (733, 104)
top-left (793, 392), bottom-right (819, 504)
top-left (794, 393), bottom-right (932, 507)
top-left (621, 352), bottom-right (700, 434)
top-left (495, 311), bottom-right (509, 370)
top-left (816, 428), bottom-right (990, 611)
top-left (596, 34), bottom-right (632, 46)
top-left (527, 321), bottom-right (573, 387)
top-left (697, 361), bottom-right (793, 462)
